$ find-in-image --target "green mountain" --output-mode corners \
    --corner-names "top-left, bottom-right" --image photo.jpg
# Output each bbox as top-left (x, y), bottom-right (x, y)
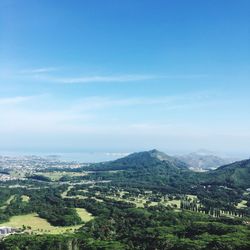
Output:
top-left (90, 149), bottom-right (188, 171)
top-left (87, 150), bottom-right (249, 191)
top-left (88, 150), bottom-right (197, 191)
top-left (205, 159), bottom-right (250, 189)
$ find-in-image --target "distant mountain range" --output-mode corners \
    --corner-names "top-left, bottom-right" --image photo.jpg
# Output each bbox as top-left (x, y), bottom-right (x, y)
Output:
top-left (86, 149), bottom-right (195, 191)
top-left (177, 152), bottom-right (236, 171)
top-left (90, 149), bottom-right (188, 171)
top-left (91, 149), bottom-right (236, 171)
top-left (87, 149), bottom-right (250, 191)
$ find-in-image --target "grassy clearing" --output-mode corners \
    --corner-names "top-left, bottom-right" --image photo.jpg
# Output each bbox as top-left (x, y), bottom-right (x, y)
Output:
top-left (107, 195), bottom-right (145, 208)
top-left (129, 198), bottom-right (146, 208)
top-left (0, 213), bottom-right (86, 234)
top-left (76, 208), bottom-right (94, 222)
top-left (236, 200), bottom-right (248, 209)
top-left (118, 191), bottom-right (129, 197)
top-left (186, 195), bottom-right (198, 201)
top-left (37, 171), bottom-right (88, 181)
top-left (164, 199), bottom-right (181, 208)
top-left (0, 213), bottom-right (54, 231)
top-left (61, 185), bottom-right (73, 198)
top-left (21, 195), bottom-right (30, 202)
top-left (67, 195), bottom-right (88, 200)
top-left (61, 186), bottom-right (89, 200)
top-left (92, 197), bottom-right (103, 203)
top-left (107, 193), bottom-right (186, 209)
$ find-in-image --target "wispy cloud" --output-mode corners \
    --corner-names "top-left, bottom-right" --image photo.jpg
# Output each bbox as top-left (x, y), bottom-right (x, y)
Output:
top-left (3, 65), bottom-right (208, 84)
top-left (29, 73), bottom-right (208, 84)
top-left (70, 91), bottom-right (215, 112)
top-left (0, 96), bottom-right (34, 105)
top-left (0, 91), bottom-right (249, 155)
top-left (19, 67), bottom-right (59, 74)
top-left (38, 74), bottom-right (157, 84)
top-left (0, 92), bottom-right (210, 133)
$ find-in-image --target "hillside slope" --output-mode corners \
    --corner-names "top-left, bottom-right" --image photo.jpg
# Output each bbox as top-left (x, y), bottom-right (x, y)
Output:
top-left (86, 150), bottom-right (197, 191)
top-left (89, 149), bottom-right (188, 171)
top-left (205, 159), bottom-right (250, 188)
top-left (85, 150), bottom-right (250, 191)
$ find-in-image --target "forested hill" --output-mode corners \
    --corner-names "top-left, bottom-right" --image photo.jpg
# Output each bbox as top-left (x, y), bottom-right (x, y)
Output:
top-left (205, 158), bottom-right (250, 189)
top-left (83, 149), bottom-right (250, 191)
top-left (84, 150), bottom-right (198, 191)
top-left (87, 149), bottom-right (188, 171)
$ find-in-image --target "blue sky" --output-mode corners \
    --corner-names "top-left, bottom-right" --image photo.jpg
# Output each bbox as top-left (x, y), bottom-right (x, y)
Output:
top-left (0, 0), bottom-right (249, 158)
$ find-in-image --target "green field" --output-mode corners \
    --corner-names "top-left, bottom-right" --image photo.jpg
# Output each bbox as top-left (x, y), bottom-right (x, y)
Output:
top-left (61, 185), bottom-right (73, 198)
top-left (0, 209), bottom-right (93, 235)
top-left (76, 208), bottom-right (94, 222)
top-left (0, 213), bottom-right (62, 234)
top-left (164, 199), bottom-right (181, 208)
top-left (37, 171), bottom-right (88, 181)
top-left (21, 195), bottom-right (30, 202)
top-left (61, 185), bottom-right (89, 200)
top-left (236, 200), bottom-right (248, 209)
top-left (106, 193), bottom-right (198, 209)
top-left (107, 195), bottom-right (145, 208)
top-left (186, 195), bottom-right (198, 201)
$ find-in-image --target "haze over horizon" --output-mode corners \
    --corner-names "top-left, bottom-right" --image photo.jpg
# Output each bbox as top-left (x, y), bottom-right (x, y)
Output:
top-left (1, 0), bottom-right (250, 157)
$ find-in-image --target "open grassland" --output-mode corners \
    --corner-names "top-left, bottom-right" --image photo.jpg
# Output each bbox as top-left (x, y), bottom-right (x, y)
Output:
top-left (108, 192), bottom-right (200, 209)
top-left (107, 194), bottom-right (182, 209)
top-left (0, 213), bottom-right (56, 232)
top-left (67, 195), bottom-right (88, 200)
top-left (61, 185), bottom-right (73, 198)
top-left (236, 200), bottom-right (248, 209)
top-left (61, 186), bottom-right (89, 200)
top-left (21, 195), bottom-right (30, 202)
top-left (106, 195), bottom-right (145, 208)
top-left (76, 208), bottom-right (94, 222)
top-left (164, 199), bottom-right (181, 208)
top-left (37, 171), bottom-right (89, 181)
top-left (186, 195), bottom-right (198, 201)
top-left (0, 211), bottom-right (93, 234)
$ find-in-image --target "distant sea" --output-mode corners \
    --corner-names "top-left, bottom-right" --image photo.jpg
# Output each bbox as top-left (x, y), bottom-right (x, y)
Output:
top-left (0, 150), bottom-right (248, 164)
top-left (0, 151), bottom-right (130, 163)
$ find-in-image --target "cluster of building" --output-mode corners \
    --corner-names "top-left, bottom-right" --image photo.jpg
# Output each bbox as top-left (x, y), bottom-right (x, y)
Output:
top-left (0, 174), bottom-right (19, 182)
top-left (0, 227), bottom-right (16, 236)
top-left (0, 155), bottom-right (86, 183)
top-left (0, 155), bottom-right (84, 170)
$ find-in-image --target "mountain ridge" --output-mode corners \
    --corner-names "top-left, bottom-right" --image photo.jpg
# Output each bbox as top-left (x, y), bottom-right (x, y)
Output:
top-left (88, 149), bottom-right (188, 171)
top-left (85, 149), bottom-right (250, 190)
top-left (204, 158), bottom-right (250, 189)
top-left (177, 152), bottom-right (235, 171)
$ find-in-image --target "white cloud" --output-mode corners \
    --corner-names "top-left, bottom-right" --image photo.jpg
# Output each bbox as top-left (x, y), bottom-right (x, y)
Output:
top-left (33, 73), bottom-right (208, 84)
top-left (36, 74), bottom-right (158, 84)
top-left (0, 96), bottom-right (34, 105)
top-left (0, 91), bottom-right (219, 134)
top-left (0, 91), bottom-right (249, 156)
top-left (19, 67), bottom-right (59, 74)
top-left (69, 91), bottom-right (215, 112)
